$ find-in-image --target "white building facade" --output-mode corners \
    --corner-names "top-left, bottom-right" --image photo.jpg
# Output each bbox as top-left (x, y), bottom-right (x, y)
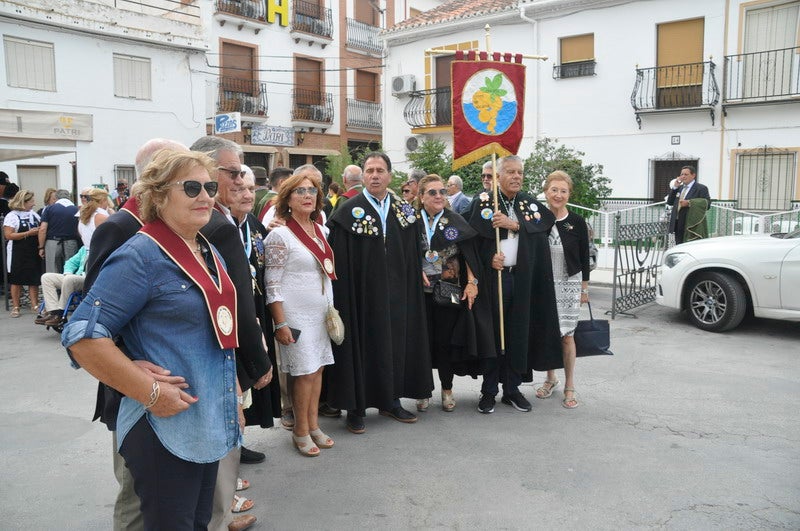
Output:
top-left (0, 0), bottom-right (208, 201)
top-left (382, 0), bottom-right (800, 210)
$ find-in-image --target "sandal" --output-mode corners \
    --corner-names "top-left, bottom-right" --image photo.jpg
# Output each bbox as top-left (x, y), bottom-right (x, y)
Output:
top-left (236, 477), bottom-right (250, 491)
top-left (309, 428), bottom-right (334, 449)
top-left (416, 398), bottom-right (429, 412)
top-left (536, 379), bottom-right (559, 399)
top-left (441, 390), bottom-right (456, 412)
top-left (10, 307), bottom-right (20, 318)
top-left (231, 495), bottom-right (254, 513)
top-left (562, 388), bottom-right (579, 409)
top-left (292, 433), bottom-right (320, 457)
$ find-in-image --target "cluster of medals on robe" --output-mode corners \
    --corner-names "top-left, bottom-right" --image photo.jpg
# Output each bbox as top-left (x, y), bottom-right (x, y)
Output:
top-left (349, 207), bottom-right (380, 236)
top-left (251, 229), bottom-right (265, 295)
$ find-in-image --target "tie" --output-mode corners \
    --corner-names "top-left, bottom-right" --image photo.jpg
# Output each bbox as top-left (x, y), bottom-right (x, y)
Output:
top-left (678, 186), bottom-right (688, 211)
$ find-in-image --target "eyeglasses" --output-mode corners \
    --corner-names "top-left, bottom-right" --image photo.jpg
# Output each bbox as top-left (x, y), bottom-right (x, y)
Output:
top-left (79, 194), bottom-right (91, 201)
top-left (401, 188), bottom-right (411, 194)
top-left (425, 189), bottom-right (447, 197)
top-left (169, 180), bottom-right (219, 198)
top-left (291, 187), bottom-right (318, 197)
top-left (481, 174), bottom-right (493, 179)
top-left (217, 167), bottom-right (247, 179)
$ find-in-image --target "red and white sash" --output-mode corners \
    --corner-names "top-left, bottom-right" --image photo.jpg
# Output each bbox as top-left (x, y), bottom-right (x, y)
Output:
top-left (139, 218), bottom-right (239, 349)
top-left (121, 197), bottom-right (144, 227)
top-left (285, 217), bottom-right (337, 280)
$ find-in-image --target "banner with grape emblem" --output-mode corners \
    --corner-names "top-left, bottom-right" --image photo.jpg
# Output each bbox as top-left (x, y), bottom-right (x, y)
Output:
top-left (451, 51), bottom-right (525, 170)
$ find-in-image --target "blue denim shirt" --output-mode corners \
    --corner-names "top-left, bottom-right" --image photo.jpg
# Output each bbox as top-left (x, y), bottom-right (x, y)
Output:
top-left (62, 233), bottom-right (240, 464)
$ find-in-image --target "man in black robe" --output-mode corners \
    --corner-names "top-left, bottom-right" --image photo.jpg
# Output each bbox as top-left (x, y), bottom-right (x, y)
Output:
top-left (468, 155), bottom-right (562, 414)
top-left (326, 152), bottom-right (433, 434)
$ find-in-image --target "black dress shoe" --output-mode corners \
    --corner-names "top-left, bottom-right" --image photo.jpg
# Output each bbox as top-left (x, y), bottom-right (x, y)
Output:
top-left (319, 402), bottom-right (342, 418)
top-left (346, 412), bottom-right (365, 434)
top-left (379, 406), bottom-right (418, 423)
top-left (240, 446), bottom-right (265, 464)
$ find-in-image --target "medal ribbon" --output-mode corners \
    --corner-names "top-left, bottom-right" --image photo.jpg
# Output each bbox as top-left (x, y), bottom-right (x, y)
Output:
top-left (285, 217), bottom-right (337, 280)
top-left (140, 218), bottom-right (238, 349)
top-left (364, 190), bottom-right (390, 238)
top-left (420, 208), bottom-right (444, 251)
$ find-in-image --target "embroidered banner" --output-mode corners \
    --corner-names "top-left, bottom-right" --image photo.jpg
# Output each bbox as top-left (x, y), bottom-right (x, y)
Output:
top-left (451, 51), bottom-right (525, 170)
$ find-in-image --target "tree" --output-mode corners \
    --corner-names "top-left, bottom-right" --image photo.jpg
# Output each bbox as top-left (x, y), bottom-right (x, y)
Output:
top-left (523, 137), bottom-right (612, 210)
top-left (406, 138), bottom-right (489, 195)
top-left (323, 148), bottom-right (354, 187)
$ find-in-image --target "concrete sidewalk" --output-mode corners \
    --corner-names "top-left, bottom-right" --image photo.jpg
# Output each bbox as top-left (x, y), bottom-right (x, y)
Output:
top-left (1, 287), bottom-right (798, 529)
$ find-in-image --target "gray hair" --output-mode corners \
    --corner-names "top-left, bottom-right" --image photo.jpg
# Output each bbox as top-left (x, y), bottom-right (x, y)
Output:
top-left (482, 161), bottom-right (493, 171)
top-left (135, 138), bottom-right (189, 175)
top-left (189, 136), bottom-right (243, 163)
top-left (293, 164), bottom-right (322, 179)
top-left (342, 164), bottom-right (362, 183)
top-left (498, 155), bottom-right (524, 171)
top-left (447, 175), bottom-right (463, 191)
top-left (55, 189), bottom-right (71, 200)
top-left (409, 168), bottom-right (426, 182)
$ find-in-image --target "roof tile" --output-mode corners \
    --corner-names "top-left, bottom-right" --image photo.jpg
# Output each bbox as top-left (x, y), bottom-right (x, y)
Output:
top-left (387, 0), bottom-right (519, 33)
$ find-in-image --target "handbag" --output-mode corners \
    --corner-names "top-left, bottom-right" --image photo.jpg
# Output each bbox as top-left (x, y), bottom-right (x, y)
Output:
top-left (432, 280), bottom-right (462, 308)
top-left (325, 304), bottom-right (345, 345)
top-left (574, 302), bottom-right (613, 357)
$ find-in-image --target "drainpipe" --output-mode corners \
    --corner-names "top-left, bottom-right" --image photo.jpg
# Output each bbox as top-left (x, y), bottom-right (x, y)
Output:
top-left (518, 5), bottom-right (540, 147)
top-left (718, 0), bottom-right (730, 201)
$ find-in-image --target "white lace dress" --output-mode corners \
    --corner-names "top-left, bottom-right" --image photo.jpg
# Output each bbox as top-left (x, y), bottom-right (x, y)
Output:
top-left (265, 225), bottom-right (334, 376)
top-left (549, 223), bottom-right (582, 337)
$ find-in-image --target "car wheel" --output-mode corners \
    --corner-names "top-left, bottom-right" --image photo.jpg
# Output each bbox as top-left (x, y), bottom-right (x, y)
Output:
top-left (685, 271), bottom-right (748, 332)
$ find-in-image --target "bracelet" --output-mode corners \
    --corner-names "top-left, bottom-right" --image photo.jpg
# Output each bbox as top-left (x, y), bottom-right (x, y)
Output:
top-left (38, 247), bottom-right (44, 251)
top-left (581, 289), bottom-right (589, 294)
top-left (273, 321), bottom-right (288, 331)
top-left (143, 381), bottom-right (160, 410)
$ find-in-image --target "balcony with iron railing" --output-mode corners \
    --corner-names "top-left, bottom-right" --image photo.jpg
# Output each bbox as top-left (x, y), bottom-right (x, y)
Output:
top-left (403, 88), bottom-right (452, 129)
top-left (214, 0), bottom-right (267, 27)
top-left (553, 60), bottom-right (596, 79)
top-left (218, 77), bottom-right (268, 117)
top-left (346, 99), bottom-right (381, 130)
top-left (723, 46), bottom-right (800, 112)
top-left (631, 61), bottom-right (719, 128)
top-left (291, 0), bottom-right (333, 44)
top-left (346, 18), bottom-right (382, 55)
top-left (292, 89), bottom-right (334, 126)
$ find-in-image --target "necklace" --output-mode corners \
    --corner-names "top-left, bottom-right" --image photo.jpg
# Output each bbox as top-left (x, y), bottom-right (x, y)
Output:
top-left (499, 193), bottom-right (517, 218)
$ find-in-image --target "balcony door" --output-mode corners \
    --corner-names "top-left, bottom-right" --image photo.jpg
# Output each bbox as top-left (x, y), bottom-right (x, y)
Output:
top-left (435, 54), bottom-right (454, 125)
top-left (221, 41), bottom-right (256, 96)
top-left (652, 159), bottom-right (698, 202)
top-left (295, 57), bottom-right (324, 120)
top-left (656, 18), bottom-right (704, 108)
top-left (743, 2), bottom-right (800, 99)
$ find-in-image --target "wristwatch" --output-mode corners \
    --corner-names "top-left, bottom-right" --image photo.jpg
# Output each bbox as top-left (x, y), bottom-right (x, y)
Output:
top-left (468, 278), bottom-right (479, 286)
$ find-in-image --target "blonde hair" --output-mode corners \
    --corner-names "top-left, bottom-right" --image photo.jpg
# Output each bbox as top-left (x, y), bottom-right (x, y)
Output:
top-left (43, 187), bottom-right (57, 205)
top-left (79, 187), bottom-right (110, 224)
top-left (544, 170), bottom-right (573, 193)
top-left (135, 150), bottom-right (217, 223)
top-left (9, 190), bottom-right (34, 211)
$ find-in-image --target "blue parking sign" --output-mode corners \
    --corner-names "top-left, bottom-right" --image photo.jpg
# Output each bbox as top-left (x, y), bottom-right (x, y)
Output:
top-left (215, 113), bottom-right (241, 134)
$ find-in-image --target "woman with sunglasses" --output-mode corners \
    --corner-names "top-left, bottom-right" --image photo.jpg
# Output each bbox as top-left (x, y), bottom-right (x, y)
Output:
top-left (77, 187), bottom-right (110, 251)
top-left (264, 165), bottom-right (335, 457)
top-left (413, 175), bottom-right (495, 413)
top-left (63, 150), bottom-right (241, 529)
top-left (3, 190), bottom-right (43, 317)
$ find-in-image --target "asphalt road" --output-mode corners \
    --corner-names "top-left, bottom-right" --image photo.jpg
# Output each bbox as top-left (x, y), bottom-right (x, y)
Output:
top-left (1, 286), bottom-right (798, 530)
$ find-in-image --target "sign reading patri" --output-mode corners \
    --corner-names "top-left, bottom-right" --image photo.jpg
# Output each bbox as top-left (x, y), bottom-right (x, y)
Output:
top-left (251, 124), bottom-right (294, 147)
top-left (215, 113), bottom-right (241, 134)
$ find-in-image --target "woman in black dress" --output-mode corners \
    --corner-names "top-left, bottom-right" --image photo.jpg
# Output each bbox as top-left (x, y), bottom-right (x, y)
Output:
top-left (414, 175), bottom-right (494, 412)
top-left (3, 190), bottom-right (43, 317)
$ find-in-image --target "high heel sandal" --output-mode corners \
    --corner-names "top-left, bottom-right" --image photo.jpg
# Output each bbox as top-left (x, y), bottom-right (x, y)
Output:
top-left (309, 428), bottom-right (334, 449)
top-left (441, 390), bottom-right (456, 412)
top-left (292, 433), bottom-right (320, 457)
top-left (535, 379), bottom-right (559, 399)
top-left (10, 307), bottom-right (20, 318)
top-left (562, 388), bottom-right (579, 409)
top-left (416, 398), bottom-right (429, 412)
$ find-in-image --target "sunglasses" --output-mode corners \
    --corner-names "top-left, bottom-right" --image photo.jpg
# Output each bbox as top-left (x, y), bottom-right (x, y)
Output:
top-left (425, 189), bottom-right (447, 197)
top-left (217, 167), bottom-right (247, 179)
top-left (169, 180), bottom-right (219, 198)
top-left (401, 188), bottom-right (411, 194)
top-left (481, 174), bottom-right (493, 179)
top-left (291, 186), bottom-right (318, 197)
top-left (79, 194), bottom-right (91, 201)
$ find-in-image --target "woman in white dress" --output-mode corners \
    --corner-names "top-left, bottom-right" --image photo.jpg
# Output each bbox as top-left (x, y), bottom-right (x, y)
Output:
top-left (265, 167), bottom-right (335, 457)
top-left (536, 171), bottom-right (590, 409)
top-left (77, 187), bottom-right (109, 250)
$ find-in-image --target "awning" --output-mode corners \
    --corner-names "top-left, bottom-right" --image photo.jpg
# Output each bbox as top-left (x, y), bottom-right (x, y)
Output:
top-left (283, 147), bottom-right (341, 156)
top-left (243, 145), bottom-right (278, 154)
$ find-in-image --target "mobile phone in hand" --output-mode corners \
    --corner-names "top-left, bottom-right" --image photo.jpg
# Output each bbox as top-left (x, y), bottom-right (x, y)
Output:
top-left (289, 327), bottom-right (301, 342)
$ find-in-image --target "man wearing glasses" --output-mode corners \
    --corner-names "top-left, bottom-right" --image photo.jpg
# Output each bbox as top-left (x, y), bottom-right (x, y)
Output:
top-left (190, 136), bottom-right (274, 531)
top-left (326, 152), bottom-right (433, 434)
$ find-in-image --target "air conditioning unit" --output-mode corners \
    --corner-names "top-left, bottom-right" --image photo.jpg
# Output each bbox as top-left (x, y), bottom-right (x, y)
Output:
top-left (392, 74), bottom-right (416, 96)
top-left (405, 135), bottom-right (422, 152)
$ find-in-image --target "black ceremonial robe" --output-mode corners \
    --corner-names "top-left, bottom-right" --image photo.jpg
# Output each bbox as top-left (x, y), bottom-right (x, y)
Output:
top-left (468, 191), bottom-right (563, 374)
top-left (417, 208), bottom-right (495, 377)
top-left (326, 191), bottom-right (433, 415)
top-left (240, 213), bottom-right (281, 427)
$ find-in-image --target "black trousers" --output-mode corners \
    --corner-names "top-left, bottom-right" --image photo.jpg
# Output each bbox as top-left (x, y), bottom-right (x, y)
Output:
top-left (480, 269), bottom-right (522, 396)
top-left (119, 416), bottom-right (219, 531)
